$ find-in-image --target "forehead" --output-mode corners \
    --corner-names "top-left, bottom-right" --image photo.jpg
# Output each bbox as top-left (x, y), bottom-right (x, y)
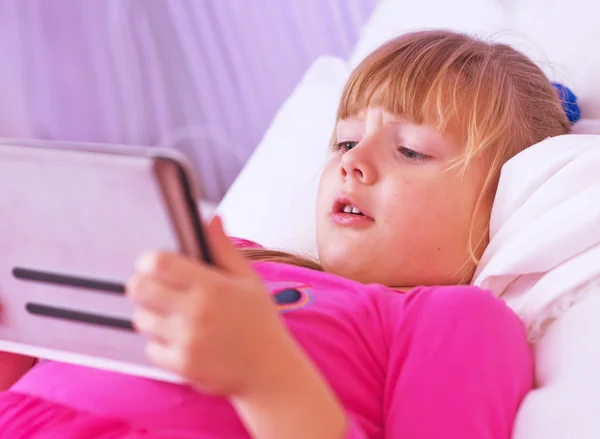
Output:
top-left (342, 107), bottom-right (400, 121)
top-left (337, 108), bottom-right (450, 136)
top-left (338, 104), bottom-right (459, 137)
top-left (336, 107), bottom-right (464, 154)
top-left (337, 108), bottom-right (418, 128)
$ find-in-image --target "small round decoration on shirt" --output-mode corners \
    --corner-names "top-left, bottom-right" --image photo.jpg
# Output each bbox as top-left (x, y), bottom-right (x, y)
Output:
top-left (264, 282), bottom-right (314, 313)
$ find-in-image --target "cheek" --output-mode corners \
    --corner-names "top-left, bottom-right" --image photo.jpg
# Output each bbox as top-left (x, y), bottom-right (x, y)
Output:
top-left (379, 176), bottom-right (465, 240)
top-left (415, 173), bottom-right (485, 242)
top-left (378, 177), bottom-right (427, 222)
top-left (316, 159), bottom-right (338, 213)
top-left (382, 194), bottom-right (432, 240)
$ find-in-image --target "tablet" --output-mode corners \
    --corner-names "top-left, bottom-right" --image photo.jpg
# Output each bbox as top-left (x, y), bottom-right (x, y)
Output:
top-left (0, 139), bottom-right (212, 383)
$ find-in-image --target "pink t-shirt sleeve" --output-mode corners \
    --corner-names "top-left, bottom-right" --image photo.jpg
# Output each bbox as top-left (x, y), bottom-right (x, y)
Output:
top-left (383, 286), bottom-right (533, 439)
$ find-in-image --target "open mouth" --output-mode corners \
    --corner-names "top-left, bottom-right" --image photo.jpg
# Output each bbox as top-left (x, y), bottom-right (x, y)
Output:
top-left (332, 197), bottom-right (373, 221)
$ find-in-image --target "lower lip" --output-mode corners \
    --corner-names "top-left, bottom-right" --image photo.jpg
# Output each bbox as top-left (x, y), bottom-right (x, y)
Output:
top-left (330, 212), bottom-right (374, 227)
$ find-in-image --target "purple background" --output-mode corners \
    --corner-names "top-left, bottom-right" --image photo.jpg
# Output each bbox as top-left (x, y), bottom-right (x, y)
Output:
top-left (0, 0), bottom-right (376, 200)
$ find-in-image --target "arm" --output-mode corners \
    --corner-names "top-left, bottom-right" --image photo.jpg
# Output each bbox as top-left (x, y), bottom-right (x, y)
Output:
top-left (512, 292), bottom-right (600, 439)
top-left (0, 351), bottom-right (35, 390)
top-left (384, 287), bottom-right (533, 439)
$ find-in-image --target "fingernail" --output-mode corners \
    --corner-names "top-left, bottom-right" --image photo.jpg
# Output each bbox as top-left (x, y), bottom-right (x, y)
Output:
top-left (136, 252), bottom-right (155, 272)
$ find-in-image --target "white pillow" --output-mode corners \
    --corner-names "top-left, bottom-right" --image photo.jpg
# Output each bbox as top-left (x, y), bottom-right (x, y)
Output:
top-left (472, 134), bottom-right (600, 340)
top-left (217, 56), bottom-right (349, 256)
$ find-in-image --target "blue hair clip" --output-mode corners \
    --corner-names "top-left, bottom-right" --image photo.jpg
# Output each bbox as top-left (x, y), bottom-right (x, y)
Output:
top-left (552, 82), bottom-right (581, 125)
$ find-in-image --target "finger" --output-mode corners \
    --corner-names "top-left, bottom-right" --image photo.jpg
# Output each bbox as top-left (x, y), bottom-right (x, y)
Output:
top-left (126, 274), bottom-right (186, 313)
top-left (132, 308), bottom-right (178, 344)
top-left (205, 216), bottom-right (256, 277)
top-left (135, 251), bottom-right (221, 289)
top-left (145, 340), bottom-right (189, 378)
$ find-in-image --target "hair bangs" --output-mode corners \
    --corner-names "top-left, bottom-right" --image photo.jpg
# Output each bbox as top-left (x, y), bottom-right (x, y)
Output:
top-left (336, 32), bottom-right (526, 176)
top-left (337, 35), bottom-right (471, 133)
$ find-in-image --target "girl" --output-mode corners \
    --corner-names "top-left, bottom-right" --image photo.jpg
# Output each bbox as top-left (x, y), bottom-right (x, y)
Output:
top-left (0, 30), bottom-right (570, 438)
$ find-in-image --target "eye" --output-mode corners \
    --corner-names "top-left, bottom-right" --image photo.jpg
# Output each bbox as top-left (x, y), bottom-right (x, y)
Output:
top-left (398, 146), bottom-right (430, 163)
top-left (333, 141), bottom-right (359, 152)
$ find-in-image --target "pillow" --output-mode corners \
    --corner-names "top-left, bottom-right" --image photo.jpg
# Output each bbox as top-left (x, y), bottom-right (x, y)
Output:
top-left (472, 134), bottom-right (600, 341)
top-left (216, 56), bottom-right (349, 257)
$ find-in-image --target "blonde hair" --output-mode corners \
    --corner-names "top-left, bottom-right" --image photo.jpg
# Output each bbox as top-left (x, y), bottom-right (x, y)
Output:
top-left (243, 30), bottom-right (570, 280)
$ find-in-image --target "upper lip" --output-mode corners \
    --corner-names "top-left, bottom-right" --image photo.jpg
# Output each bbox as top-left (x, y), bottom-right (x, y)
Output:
top-left (332, 195), bottom-right (373, 219)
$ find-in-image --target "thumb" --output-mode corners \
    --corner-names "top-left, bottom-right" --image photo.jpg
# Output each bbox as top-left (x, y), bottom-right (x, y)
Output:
top-left (205, 215), bottom-right (255, 277)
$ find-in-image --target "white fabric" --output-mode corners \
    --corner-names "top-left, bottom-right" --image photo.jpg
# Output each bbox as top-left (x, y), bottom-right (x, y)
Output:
top-left (473, 135), bottom-right (600, 341)
top-left (217, 56), bottom-right (349, 257)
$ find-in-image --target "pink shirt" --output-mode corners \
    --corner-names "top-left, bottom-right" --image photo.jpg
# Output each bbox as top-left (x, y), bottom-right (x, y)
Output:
top-left (3, 258), bottom-right (533, 438)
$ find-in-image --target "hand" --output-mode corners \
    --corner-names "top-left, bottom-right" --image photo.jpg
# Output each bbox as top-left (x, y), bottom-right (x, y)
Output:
top-left (127, 216), bottom-right (293, 397)
top-left (128, 216), bottom-right (350, 439)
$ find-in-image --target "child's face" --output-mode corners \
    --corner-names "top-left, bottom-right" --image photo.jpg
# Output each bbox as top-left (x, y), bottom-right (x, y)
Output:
top-left (316, 107), bottom-right (489, 287)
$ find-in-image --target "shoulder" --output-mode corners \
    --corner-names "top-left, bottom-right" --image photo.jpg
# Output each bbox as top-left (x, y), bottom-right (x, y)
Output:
top-left (382, 286), bottom-right (534, 438)
top-left (407, 285), bottom-right (520, 325)
top-left (388, 285), bottom-right (532, 384)
top-left (395, 285), bottom-right (530, 354)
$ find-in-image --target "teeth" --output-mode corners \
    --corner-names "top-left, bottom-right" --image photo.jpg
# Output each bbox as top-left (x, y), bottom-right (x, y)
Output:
top-left (342, 204), bottom-right (362, 215)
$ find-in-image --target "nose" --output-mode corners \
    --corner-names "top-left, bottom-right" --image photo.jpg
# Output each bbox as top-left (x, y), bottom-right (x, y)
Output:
top-left (339, 142), bottom-right (377, 185)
